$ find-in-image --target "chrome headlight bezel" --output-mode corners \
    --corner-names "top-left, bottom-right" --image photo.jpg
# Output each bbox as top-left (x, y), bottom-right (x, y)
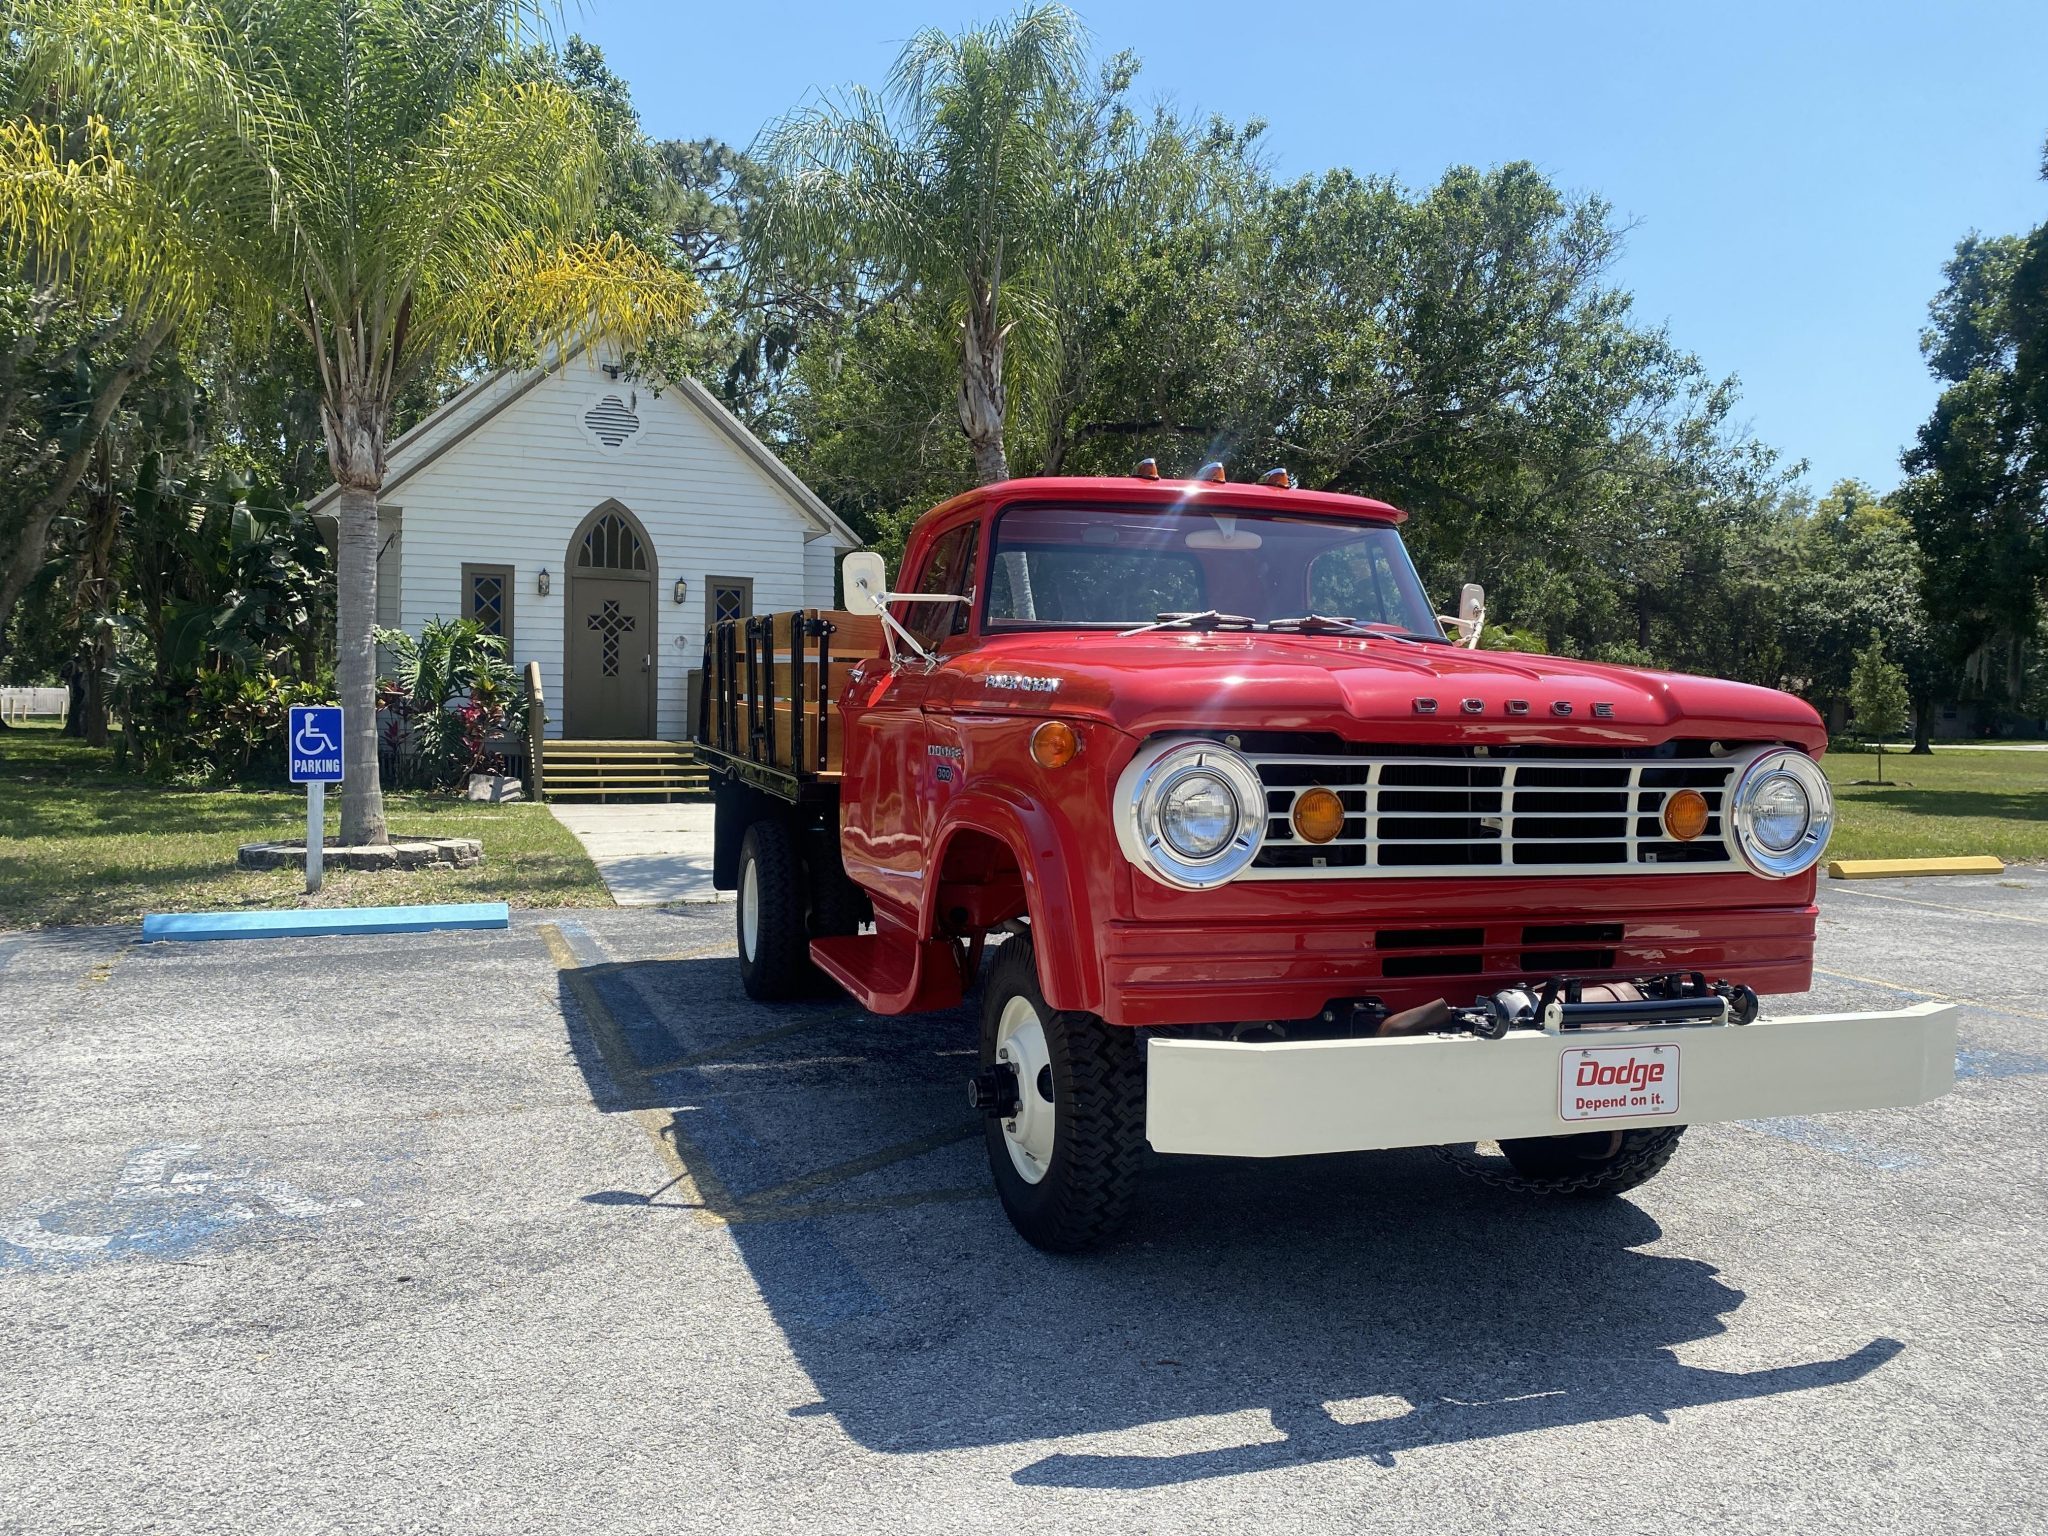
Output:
top-left (1114, 738), bottom-right (1267, 890)
top-left (1729, 748), bottom-right (1833, 879)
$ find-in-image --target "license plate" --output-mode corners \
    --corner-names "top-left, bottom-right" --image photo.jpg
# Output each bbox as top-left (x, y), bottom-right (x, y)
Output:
top-left (1559, 1043), bottom-right (1681, 1122)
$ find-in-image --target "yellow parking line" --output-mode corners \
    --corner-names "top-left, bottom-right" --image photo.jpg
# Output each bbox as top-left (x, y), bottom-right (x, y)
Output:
top-left (538, 923), bottom-right (581, 970)
top-left (1814, 966), bottom-right (2048, 1026)
top-left (1828, 886), bottom-right (2048, 927)
top-left (661, 942), bottom-right (740, 962)
top-left (737, 1186), bottom-right (989, 1224)
top-left (543, 923), bottom-right (734, 1226)
top-left (739, 1120), bottom-right (983, 1212)
top-left (539, 921), bottom-right (986, 1225)
top-left (635, 1011), bottom-right (865, 1076)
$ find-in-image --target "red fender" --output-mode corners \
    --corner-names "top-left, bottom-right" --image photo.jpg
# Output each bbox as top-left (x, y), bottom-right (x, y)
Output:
top-left (924, 783), bottom-right (1107, 1016)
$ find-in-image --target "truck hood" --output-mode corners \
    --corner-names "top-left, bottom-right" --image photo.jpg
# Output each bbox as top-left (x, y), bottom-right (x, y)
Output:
top-left (936, 631), bottom-right (1826, 752)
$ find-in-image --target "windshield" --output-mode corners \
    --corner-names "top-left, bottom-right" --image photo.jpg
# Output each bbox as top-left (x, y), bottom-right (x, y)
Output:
top-left (983, 503), bottom-right (1442, 637)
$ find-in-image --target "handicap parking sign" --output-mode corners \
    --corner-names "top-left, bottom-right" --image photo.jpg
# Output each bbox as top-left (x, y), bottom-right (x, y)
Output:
top-left (288, 706), bottom-right (344, 783)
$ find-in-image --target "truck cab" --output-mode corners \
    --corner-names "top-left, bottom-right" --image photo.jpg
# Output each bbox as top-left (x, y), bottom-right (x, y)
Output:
top-left (697, 470), bottom-right (1955, 1251)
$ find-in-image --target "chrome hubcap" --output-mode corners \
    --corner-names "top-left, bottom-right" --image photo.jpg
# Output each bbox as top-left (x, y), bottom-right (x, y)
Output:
top-left (994, 995), bottom-right (1056, 1184)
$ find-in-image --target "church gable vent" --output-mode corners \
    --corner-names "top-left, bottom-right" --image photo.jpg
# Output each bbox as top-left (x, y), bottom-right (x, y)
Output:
top-left (582, 393), bottom-right (641, 450)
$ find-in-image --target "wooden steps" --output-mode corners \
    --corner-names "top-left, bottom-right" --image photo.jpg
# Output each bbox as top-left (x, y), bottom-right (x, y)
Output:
top-left (541, 740), bottom-right (707, 801)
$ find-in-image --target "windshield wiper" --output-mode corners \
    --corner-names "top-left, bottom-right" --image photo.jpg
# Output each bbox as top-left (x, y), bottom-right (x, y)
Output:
top-left (1266, 614), bottom-right (1447, 645)
top-left (1118, 610), bottom-right (1257, 637)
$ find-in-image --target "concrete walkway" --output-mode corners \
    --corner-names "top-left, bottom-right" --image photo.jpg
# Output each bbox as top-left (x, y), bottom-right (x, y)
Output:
top-left (548, 801), bottom-right (725, 906)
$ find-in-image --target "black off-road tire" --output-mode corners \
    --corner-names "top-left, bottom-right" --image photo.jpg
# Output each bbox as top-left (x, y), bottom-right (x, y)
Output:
top-left (736, 820), bottom-right (815, 1001)
top-left (1496, 1125), bottom-right (1687, 1196)
top-left (979, 940), bottom-right (1146, 1252)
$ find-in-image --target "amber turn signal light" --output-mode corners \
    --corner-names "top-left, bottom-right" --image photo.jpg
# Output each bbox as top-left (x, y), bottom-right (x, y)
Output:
top-left (1031, 720), bottom-right (1079, 768)
top-left (1291, 786), bottom-right (1346, 844)
top-left (1662, 787), bottom-right (1710, 841)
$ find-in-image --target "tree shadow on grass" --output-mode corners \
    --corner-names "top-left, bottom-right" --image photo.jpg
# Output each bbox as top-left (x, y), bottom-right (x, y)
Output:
top-left (554, 952), bottom-right (1905, 1487)
top-left (1837, 786), bottom-right (2048, 822)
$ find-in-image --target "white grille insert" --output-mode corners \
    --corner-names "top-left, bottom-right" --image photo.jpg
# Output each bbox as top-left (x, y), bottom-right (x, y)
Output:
top-left (1246, 750), bottom-right (1750, 879)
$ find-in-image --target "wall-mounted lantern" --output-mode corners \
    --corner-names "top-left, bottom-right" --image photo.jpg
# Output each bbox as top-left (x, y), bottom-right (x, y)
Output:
top-left (673, 576), bottom-right (688, 605)
top-left (537, 567), bottom-right (551, 597)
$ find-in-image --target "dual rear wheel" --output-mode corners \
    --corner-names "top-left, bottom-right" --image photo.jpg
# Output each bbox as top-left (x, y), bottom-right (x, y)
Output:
top-left (733, 818), bottom-right (866, 1001)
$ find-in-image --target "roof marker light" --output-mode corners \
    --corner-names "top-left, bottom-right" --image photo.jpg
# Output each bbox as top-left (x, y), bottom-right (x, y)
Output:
top-left (1259, 467), bottom-right (1293, 488)
top-left (1196, 461), bottom-right (1227, 484)
top-left (1134, 457), bottom-right (1160, 480)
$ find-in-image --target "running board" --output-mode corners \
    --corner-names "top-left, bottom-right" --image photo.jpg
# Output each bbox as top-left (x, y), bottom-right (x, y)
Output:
top-left (811, 929), bottom-right (965, 1014)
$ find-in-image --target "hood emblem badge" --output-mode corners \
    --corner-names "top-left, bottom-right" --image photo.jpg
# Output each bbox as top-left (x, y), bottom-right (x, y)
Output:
top-left (1551, 701), bottom-right (1574, 716)
top-left (985, 672), bottom-right (1061, 694)
top-left (1593, 701), bottom-right (1615, 718)
top-left (1460, 698), bottom-right (1483, 714)
top-left (1413, 697), bottom-right (1438, 714)
top-left (1505, 700), bottom-right (1530, 716)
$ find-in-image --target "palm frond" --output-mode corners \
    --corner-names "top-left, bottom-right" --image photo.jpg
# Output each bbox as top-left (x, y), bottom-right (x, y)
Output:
top-left (0, 116), bottom-right (225, 332)
top-left (383, 77), bottom-right (607, 294)
top-left (414, 231), bottom-right (701, 366)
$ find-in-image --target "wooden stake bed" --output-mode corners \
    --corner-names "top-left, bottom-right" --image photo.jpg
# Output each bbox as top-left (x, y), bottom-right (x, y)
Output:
top-left (699, 609), bottom-right (884, 783)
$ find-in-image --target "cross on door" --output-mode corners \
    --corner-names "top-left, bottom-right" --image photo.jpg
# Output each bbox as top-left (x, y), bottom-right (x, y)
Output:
top-left (587, 598), bottom-right (636, 676)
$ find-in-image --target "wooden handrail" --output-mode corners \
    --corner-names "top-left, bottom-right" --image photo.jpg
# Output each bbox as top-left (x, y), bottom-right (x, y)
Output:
top-left (523, 661), bottom-right (546, 799)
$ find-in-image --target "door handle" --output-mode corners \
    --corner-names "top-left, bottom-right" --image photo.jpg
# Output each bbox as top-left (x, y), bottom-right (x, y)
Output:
top-left (641, 653), bottom-right (651, 672)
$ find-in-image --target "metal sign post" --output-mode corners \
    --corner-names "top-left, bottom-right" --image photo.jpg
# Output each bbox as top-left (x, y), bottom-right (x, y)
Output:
top-left (306, 780), bottom-right (326, 893)
top-left (287, 705), bottom-right (345, 894)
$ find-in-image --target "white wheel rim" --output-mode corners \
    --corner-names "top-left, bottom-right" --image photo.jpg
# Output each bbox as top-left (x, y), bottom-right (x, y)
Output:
top-left (994, 995), bottom-right (1056, 1185)
top-left (739, 856), bottom-right (759, 962)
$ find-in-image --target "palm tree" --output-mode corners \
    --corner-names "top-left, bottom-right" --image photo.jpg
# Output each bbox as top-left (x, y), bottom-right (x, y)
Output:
top-left (2, 0), bottom-right (698, 843)
top-left (0, 117), bottom-right (189, 667)
top-left (753, 4), bottom-right (1087, 485)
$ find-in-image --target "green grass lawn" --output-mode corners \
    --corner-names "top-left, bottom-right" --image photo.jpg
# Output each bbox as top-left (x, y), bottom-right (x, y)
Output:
top-left (0, 725), bottom-right (609, 930)
top-left (1822, 747), bottom-right (2048, 864)
top-left (3, 723), bottom-right (2039, 930)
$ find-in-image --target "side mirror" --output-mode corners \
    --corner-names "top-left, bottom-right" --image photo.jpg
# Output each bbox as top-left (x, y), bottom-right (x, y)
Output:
top-left (1458, 583), bottom-right (1485, 626)
top-left (842, 551), bottom-right (888, 616)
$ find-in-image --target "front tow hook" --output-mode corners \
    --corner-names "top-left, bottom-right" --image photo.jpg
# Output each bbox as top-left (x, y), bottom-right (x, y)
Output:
top-left (967, 1064), bottom-right (1021, 1119)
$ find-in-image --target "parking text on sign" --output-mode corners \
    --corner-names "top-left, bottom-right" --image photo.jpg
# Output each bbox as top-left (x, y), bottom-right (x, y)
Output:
top-left (287, 706), bottom-right (344, 784)
top-left (1559, 1044), bottom-right (1680, 1122)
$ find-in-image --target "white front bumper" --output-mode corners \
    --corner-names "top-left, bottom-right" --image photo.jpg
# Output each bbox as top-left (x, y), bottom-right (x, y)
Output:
top-left (1144, 1002), bottom-right (1958, 1158)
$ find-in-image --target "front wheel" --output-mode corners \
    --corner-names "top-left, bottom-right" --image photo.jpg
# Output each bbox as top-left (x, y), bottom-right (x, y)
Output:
top-left (978, 940), bottom-right (1145, 1252)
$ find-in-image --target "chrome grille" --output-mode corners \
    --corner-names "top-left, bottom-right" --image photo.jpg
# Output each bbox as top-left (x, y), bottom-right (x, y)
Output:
top-left (1246, 750), bottom-right (1746, 878)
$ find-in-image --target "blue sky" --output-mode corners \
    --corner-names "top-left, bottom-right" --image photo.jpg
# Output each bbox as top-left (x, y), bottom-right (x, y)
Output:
top-left (571, 0), bottom-right (2048, 499)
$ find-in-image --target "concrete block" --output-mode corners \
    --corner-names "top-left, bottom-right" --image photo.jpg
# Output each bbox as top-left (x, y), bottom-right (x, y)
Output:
top-left (1827, 856), bottom-right (2005, 880)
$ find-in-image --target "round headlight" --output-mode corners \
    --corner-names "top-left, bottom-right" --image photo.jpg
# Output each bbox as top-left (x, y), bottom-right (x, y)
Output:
top-left (1160, 770), bottom-right (1238, 859)
top-left (1748, 774), bottom-right (1810, 852)
top-left (1730, 749), bottom-right (1832, 878)
top-left (1113, 738), bottom-right (1268, 889)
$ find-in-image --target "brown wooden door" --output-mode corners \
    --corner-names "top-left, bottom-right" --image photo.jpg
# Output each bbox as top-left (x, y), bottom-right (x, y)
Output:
top-left (566, 575), bottom-right (653, 738)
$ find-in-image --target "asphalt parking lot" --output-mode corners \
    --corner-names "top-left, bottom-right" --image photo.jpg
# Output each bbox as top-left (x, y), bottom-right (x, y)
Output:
top-left (4, 875), bottom-right (2046, 1534)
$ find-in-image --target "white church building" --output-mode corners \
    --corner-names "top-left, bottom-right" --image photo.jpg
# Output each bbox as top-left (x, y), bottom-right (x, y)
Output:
top-left (310, 348), bottom-right (858, 748)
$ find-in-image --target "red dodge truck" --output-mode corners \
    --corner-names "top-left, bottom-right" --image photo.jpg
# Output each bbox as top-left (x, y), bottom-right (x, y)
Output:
top-left (697, 467), bottom-right (1956, 1250)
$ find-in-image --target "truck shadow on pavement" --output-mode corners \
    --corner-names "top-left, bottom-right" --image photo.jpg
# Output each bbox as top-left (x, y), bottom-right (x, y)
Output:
top-left (556, 950), bottom-right (1903, 1489)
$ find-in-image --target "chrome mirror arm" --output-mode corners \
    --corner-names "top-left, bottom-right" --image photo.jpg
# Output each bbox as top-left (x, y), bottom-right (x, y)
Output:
top-left (874, 592), bottom-right (965, 671)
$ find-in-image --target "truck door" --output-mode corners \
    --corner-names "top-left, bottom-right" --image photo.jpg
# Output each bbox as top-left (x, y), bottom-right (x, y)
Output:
top-left (839, 521), bottom-right (979, 918)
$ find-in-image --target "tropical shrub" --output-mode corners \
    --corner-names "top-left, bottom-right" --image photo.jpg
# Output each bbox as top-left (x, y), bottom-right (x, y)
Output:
top-left (374, 618), bottom-right (520, 789)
